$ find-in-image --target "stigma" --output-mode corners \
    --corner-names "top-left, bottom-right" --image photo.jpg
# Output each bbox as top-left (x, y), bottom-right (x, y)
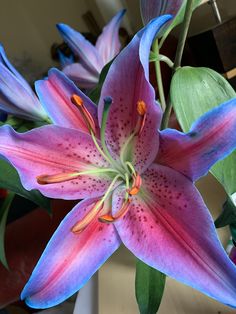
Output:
top-left (71, 94), bottom-right (96, 134)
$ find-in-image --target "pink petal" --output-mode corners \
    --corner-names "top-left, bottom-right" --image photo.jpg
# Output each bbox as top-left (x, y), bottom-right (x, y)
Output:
top-left (98, 16), bottom-right (171, 173)
top-left (0, 125), bottom-right (112, 200)
top-left (0, 64), bottom-right (47, 121)
top-left (113, 164), bottom-right (236, 307)
top-left (157, 98), bottom-right (236, 181)
top-left (21, 198), bottom-right (121, 308)
top-left (95, 10), bottom-right (125, 65)
top-left (63, 63), bottom-right (99, 89)
top-left (56, 23), bottom-right (103, 74)
top-left (35, 68), bottom-right (99, 133)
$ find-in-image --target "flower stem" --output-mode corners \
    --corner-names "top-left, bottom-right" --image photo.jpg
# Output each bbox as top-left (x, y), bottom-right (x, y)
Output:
top-left (173, 0), bottom-right (195, 70)
top-left (153, 39), bottom-right (166, 111)
top-left (161, 0), bottom-right (195, 130)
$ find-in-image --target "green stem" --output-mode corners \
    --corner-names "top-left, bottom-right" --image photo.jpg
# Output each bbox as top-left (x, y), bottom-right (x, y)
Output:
top-left (153, 39), bottom-right (166, 111)
top-left (174, 0), bottom-right (195, 70)
top-left (161, 0), bottom-right (195, 130)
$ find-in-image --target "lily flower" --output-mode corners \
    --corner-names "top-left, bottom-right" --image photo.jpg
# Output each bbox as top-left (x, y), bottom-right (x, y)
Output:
top-left (57, 10), bottom-right (125, 89)
top-left (0, 15), bottom-right (236, 309)
top-left (0, 45), bottom-right (48, 122)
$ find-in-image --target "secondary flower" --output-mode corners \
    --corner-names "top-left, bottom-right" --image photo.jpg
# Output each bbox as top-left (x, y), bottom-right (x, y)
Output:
top-left (0, 15), bottom-right (236, 309)
top-left (57, 10), bottom-right (125, 89)
top-left (0, 45), bottom-right (48, 122)
top-left (140, 0), bottom-right (183, 24)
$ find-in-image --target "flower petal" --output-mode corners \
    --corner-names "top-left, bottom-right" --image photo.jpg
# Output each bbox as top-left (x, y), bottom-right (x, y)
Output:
top-left (95, 10), bottom-right (125, 65)
top-left (0, 65), bottom-right (47, 121)
top-left (140, 0), bottom-right (183, 24)
top-left (98, 16), bottom-right (171, 173)
top-left (156, 98), bottom-right (236, 181)
top-left (57, 23), bottom-right (103, 74)
top-left (62, 63), bottom-right (99, 89)
top-left (21, 198), bottom-right (121, 309)
top-left (35, 68), bottom-right (99, 132)
top-left (0, 44), bottom-right (31, 89)
top-left (0, 46), bottom-right (47, 121)
top-left (57, 50), bottom-right (74, 67)
top-left (113, 164), bottom-right (236, 307)
top-left (0, 125), bottom-right (112, 199)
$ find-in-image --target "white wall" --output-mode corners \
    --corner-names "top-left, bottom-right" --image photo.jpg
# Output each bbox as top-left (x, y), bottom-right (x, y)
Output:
top-left (0, 0), bottom-right (90, 81)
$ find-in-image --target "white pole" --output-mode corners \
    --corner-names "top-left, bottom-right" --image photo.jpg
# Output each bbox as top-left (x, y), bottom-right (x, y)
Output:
top-left (73, 272), bottom-right (99, 314)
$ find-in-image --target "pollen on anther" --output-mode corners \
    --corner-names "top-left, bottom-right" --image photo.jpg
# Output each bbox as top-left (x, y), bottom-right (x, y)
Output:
top-left (137, 100), bottom-right (147, 116)
top-left (71, 94), bottom-right (83, 106)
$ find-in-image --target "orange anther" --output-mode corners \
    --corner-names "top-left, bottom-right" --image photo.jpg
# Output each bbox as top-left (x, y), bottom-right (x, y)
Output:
top-left (71, 93), bottom-right (96, 134)
top-left (37, 171), bottom-right (80, 185)
top-left (71, 201), bottom-right (103, 234)
top-left (71, 94), bottom-right (83, 106)
top-left (129, 174), bottom-right (142, 195)
top-left (137, 100), bottom-right (147, 116)
top-left (99, 199), bottom-right (131, 223)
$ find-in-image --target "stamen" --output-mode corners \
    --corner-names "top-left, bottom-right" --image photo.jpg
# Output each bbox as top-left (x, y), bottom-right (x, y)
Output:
top-left (71, 201), bottom-right (103, 234)
top-left (37, 171), bottom-right (80, 184)
top-left (120, 100), bottom-right (147, 168)
top-left (135, 100), bottom-right (147, 136)
top-left (99, 198), bottom-right (131, 223)
top-left (71, 94), bottom-right (96, 134)
top-left (137, 100), bottom-right (147, 116)
top-left (129, 174), bottom-right (142, 195)
top-left (37, 168), bottom-right (120, 185)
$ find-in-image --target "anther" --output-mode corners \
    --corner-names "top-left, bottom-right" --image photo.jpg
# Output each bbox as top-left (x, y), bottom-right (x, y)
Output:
top-left (135, 100), bottom-right (147, 136)
top-left (99, 198), bottom-right (131, 223)
top-left (37, 171), bottom-right (80, 185)
top-left (129, 174), bottom-right (142, 195)
top-left (137, 100), bottom-right (147, 116)
top-left (71, 94), bottom-right (96, 134)
top-left (71, 201), bottom-right (103, 234)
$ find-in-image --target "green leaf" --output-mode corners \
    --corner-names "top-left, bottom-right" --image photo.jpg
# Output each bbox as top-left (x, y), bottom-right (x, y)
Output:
top-left (0, 159), bottom-right (51, 212)
top-left (230, 224), bottom-right (236, 242)
top-left (135, 259), bottom-right (166, 314)
top-left (0, 191), bottom-right (15, 268)
top-left (88, 60), bottom-right (113, 104)
top-left (215, 198), bottom-right (236, 228)
top-left (170, 66), bottom-right (236, 195)
top-left (4, 116), bottom-right (48, 132)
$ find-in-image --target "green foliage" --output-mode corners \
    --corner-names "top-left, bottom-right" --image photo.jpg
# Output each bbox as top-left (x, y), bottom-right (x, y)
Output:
top-left (215, 198), bottom-right (236, 228)
top-left (0, 192), bottom-right (15, 268)
top-left (135, 259), bottom-right (166, 314)
top-left (0, 159), bottom-right (51, 212)
top-left (170, 66), bottom-right (236, 196)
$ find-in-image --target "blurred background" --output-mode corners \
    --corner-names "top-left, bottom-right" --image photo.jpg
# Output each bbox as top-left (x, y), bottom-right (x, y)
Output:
top-left (0, 0), bottom-right (235, 82)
